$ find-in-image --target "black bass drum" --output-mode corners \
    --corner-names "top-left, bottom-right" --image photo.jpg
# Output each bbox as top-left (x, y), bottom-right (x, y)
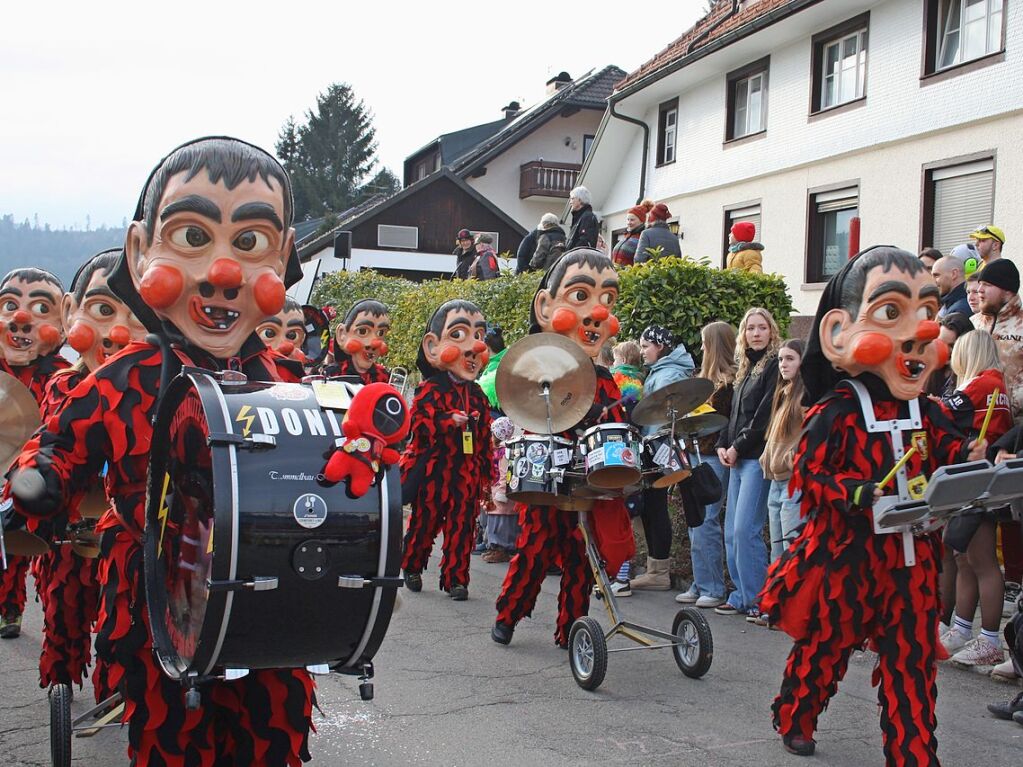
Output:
top-left (143, 368), bottom-right (402, 681)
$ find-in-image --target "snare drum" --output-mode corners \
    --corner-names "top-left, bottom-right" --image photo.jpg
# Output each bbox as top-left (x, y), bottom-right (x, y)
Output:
top-left (505, 435), bottom-right (574, 506)
top-left (581, 424), bottom-right (642, 489)
top-left (641, 431), bottom-right (692, 489)
top-left (144, 369), bottom-right (402, 681)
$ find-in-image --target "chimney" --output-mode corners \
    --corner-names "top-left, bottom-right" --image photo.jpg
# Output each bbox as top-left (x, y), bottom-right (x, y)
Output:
top-left (502, 100), bottom-right (521, 120)
top-left (545, 71), bottom-right (572, 96)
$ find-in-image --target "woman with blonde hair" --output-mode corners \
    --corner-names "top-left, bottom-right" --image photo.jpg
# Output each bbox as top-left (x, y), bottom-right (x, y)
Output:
top-left (714, 308), bottom-right (781, 620)
top-left (676, 321), bottom-right (736, 608)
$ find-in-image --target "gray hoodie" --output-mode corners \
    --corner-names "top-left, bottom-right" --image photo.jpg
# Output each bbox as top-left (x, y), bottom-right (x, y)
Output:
top-left (641, 344), bottom-right (695, 434)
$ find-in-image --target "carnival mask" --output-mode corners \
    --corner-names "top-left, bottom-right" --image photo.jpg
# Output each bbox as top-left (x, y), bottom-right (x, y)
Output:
top-left (534, 260), bottom-right (620, 359)
top-left (336, 310), bottom-right (391, 373)
top-left (422, 308), bottom-right (488, 381)
top-left (819, 263), bottom-right (945, 401)
top-left (0, 276), bottom-right (64, 366)
top-left (257, 305), bottom-right (307, 361)
top-left (125, 171), bottom-right (294, 359)
top-left (62, 268), bottom-right (146, 372)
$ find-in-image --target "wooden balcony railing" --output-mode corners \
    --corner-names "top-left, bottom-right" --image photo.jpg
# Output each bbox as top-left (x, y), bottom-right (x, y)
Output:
top-left (519, 161), bottom-right (581, 199)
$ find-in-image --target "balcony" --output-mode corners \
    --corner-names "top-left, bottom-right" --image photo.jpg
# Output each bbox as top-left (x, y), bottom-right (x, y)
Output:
top-left (519, 160), bottom-right (581, 199)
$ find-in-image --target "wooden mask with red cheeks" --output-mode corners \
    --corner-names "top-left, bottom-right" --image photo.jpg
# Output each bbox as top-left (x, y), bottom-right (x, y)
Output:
top-left (0, 271), bottom-right (65, 366)
top-left (62, 257), bottom-right (146, 372)
top-left (818, 250), bottom-right (944, 401)
top-left (533, 250), bottom-right (620, 359)
top-left (257, 306), bottom-right (306, 360)
top-left (335, 301), bottom-right (392, 373)
top-left (421, 302), bottom-right (489, 381)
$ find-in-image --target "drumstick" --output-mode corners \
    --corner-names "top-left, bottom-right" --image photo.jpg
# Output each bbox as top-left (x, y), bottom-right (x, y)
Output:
top-left (879, 446), bottom-right (917, 490)
top-left (976, 387), bottom-right (999, 445)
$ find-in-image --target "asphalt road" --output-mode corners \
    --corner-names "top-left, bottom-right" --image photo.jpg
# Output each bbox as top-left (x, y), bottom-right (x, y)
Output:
top-left (2, 553), bottom-right (1021, 766)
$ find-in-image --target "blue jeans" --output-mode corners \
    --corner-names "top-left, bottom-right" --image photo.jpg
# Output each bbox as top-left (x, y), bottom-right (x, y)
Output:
top-left (723, 458), bottom-right (770, 611)
top-left (687, 453), bottom-right (727, 599)
top-left (766, 479), bottom-right (802, 562)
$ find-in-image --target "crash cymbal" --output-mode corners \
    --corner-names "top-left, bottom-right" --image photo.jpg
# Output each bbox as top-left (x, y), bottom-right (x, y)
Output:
top-left (676, 413), bottom-right (729, 439)
top-left (71, 531), bottom-right (100, 559)
top-left (0, 372), bottom-right (40, 471)
top-left (79, 487), bottom-right (110, 520)
top-left (496, 333), bottom-right (596, 433)
top-left (2, 529), bottom-right (50, 557)
top-left (631, 378), bottom-right (714, 427)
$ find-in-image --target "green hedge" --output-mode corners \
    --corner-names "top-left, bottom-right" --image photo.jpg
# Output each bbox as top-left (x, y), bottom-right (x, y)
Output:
top-left (311, 259), bottom-right (793, 374)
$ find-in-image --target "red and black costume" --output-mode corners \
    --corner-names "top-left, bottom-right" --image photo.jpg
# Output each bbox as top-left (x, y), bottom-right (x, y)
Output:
top-left (0, 352), bottom-right (69, 626)
top-left (495, 368), bottom-right (627, 646)
top-left (401, 374), bottom-right (493, 590)
top-left (10, 336), bottom-right (315, 765)
top-left (323, 353), bottom-right (389, 384)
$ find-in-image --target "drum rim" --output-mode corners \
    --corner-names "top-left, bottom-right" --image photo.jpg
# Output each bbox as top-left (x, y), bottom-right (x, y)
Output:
top-left (506, 434), bottom-right (574, 446)
top-left (582, 423), bottom-right (640, 436)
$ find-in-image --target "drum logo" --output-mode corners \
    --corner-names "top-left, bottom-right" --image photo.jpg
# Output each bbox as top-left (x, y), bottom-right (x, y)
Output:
top-left (267, 384), bottom-right (311, 402)
top-left (525, 443), bottom-right (549, 464)
top-left (515, 458), bottom-right (530, 478)
top-left (293, 493), bottom-right (328, 529)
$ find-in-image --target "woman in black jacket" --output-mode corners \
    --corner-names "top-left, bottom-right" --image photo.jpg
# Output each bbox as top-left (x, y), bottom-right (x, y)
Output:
top-left (714, 307), bottom-right (780, 620)
top-left (567, 186), bottom-right (599, 249)
top-left (529, 213), bottom-right (567, 271)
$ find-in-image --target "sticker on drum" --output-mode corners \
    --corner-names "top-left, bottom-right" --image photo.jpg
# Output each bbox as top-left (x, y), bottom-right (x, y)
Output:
top-left (509, 475), bottom-right (520, 491)
top-left (603, 442), bottom-right (627, 465)
top-left (552, 448), bottom-right (572, 467)
top-left (525, 442), bottom-right (549, 464)
top-left (515, 458), bottom-right (530, 478)
top-left (293, 493), bottom-right (328, 529)
top-left (585, 446), bottom-right (605, 469)
top-left (653, 443), bottom-right (672, 467)
top-left (531, 463), bottom-right (545, 479)
top-left (267, 384), bottom-right (312, 402)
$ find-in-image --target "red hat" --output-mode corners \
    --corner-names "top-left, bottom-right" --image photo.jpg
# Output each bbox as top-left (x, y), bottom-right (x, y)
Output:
top-left (647, 203), bottom-right (670, 223)
top-left (628, 199), bottom-right (653, 221)
top-left (731, 221), bottom-right (755, 243)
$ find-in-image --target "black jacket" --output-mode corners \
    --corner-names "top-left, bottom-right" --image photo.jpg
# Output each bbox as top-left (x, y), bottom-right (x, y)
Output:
top-left (452, 245), bottom-right (475, 279)
top-left (530, 226), bottom-right (567, 271)
top-left (938, 281), bottom-right (972, 318)
top-left (567, 205), bottom-right (599, 249)
top-left (717, 348), bottom-right (779, 459)
top-left (515, 230), bottom-right (540, 273)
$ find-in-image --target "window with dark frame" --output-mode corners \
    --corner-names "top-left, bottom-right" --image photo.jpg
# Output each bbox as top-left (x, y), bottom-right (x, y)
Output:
top-left (722, 204), bottom-right (762, 269)
top-left (810, 13), bottom-right (869, 113)
top-left (924, 0), bottom-right (1005, 75)
top-left (726, 57), bottom-right (769, 141)
top-left (921, 157), bottom-right (994, 254)
top-left (582, 134), bottom-right (595, 162)
top-left (656, 99), bottom-right (678, 165)
top-left (807, 186), bottom-right (858, 283)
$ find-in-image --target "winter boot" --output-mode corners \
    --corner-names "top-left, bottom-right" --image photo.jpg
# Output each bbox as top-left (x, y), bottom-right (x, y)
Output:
top-left (629, 557), bottom-right (671, 591)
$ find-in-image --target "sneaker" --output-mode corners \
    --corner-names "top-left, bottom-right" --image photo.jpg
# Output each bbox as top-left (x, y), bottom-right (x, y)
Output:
top-left (0, 613), bottom-right (22, 639)
top-left (986, 690), bottom-right (1023, 720)
top-left (781, 734), bottom-right (816, 756)
top-left (1013, 710), bottom-right (1023, 727)
top-left (675, 585), bottom-right (699, 604)
top-left (610, 580), bottom-right (632, 597)
top-left (1004, 582), bottom-right (1022, 618)
top-left (745, 607), bottom-right (761, 623)
top-left (491, 621), bottom-right (514, 645)
top-left (753, 613), bottom-right (771, 627)
top-left (714, 603), bottom-right (739, 616)
top-left (448, 584), bottom-right (468, 601)
top-left (991, 659), bottom-right (1020, 682)
top-left (695, 595), bottom-right (725, 608)
top-left (482, 549), bottom-right (510, 564)
top-left (939, 629), bottom-right (970, 656)
top-left (404, 572), bottom-right (422, 593)
top-left (950, 637), bottom-right (1005, 667)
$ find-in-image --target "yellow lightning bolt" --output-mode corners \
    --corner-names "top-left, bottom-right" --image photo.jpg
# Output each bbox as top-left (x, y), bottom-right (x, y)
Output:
top-left (320, 329), bottom-right (329, 348)
top-left (206, 522), bottom-right (214, 555)
top-left (236, 405), bottom-right (255, 437)
top-left (157, 472), bottom-right (171, 558)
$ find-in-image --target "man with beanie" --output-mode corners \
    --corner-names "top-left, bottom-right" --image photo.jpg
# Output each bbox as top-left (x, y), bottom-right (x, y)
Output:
top-left (973, 258), bottom-right (1023, 416)
top-left (453, 228), bottom-right (476, 279)
top-left (635, 202), bottom-right (682, 262)
top-left (567, 186), bottom-right (599, 249)
top-left (726, 221), bottom-right (765, 273)
top-left (971, 224), bottom-right (1007, 267)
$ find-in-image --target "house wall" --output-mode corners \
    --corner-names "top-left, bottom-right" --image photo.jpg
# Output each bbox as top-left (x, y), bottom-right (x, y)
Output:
top-left (466, 109), bottom-right (605, 234)
top-left (596, 0), bottom-right (1023, 315)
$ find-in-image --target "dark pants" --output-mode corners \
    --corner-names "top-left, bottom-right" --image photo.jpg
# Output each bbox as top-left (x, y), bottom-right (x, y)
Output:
top-left (640, 487), bottom-right (672, 559)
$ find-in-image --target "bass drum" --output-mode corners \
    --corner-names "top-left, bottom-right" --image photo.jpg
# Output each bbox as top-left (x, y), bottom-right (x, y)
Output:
top-left (144, 369), bottom-right (402, 681)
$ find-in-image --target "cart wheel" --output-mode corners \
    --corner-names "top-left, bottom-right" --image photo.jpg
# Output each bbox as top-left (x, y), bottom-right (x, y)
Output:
top-left (49, 683), bottom-right (72, 767)
top-left (569, 617), bottom-right (608, 691)
top-left (672, 607), bottom-right (713, 678)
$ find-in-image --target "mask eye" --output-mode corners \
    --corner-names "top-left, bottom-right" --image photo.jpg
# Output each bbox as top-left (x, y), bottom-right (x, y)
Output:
top-left (871, 304), bottom-right (899, 322)
top-left (449, 328), bottom-right (465, 341)
top-left (599, 292), bottom-right (616, 306)
top-left (285, 330), bottom-right (300, 342)
top-left (569, 289), bottom-right (588, 302)
top-left (355, 326), bottom-right (370, 337)
top-left (30, 301), bottom-right (51, 315)
top-left (233, 230), bottom-right (270, 253)
top-left (2, 300), bottom-right (16, 312)
top-left (260, 327), bottom-right (276, 340)
top-left (87, 302), bottom-right (116, 320)
top-left (170, 225), bottom-right (211, 249)
top-left (916, 305), bottom-right (935, 321)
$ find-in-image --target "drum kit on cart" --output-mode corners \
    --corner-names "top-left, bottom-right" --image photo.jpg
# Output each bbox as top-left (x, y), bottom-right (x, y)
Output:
top-left (495, 333), bottom-right (724, 691)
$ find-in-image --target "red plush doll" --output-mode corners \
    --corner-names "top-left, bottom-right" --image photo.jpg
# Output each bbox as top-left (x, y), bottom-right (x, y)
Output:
top-left (323, 382), bottom-right (410, 496)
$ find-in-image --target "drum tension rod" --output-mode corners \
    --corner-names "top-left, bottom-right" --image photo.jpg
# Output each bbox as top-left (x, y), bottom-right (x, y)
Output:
top-left (206, 432), bottom-right (277, 449)
top-left (206, 576), bottom-right (279, 592)
top-left (337, 575), bottom-right (405, 589)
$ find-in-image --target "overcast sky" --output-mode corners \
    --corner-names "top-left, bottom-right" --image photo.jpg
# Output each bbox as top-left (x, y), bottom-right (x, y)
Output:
top-left (0, 1), bottom-right (705, 230)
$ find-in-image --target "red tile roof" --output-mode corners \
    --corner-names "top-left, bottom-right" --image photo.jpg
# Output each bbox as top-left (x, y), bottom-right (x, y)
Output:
top-left (616, 0), bottom-right (798, 92)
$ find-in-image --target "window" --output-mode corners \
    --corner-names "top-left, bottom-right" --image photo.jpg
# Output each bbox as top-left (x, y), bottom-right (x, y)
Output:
top-left (925, 0), bottom-right (1005, 75)
top-left (807, 186), bottom-right (858, 283)
top-left (582, 134), bottom-right (595, 162)
top-left (922, 156), bottom-right (994, 253)
top-left (656, 99), bottom-right (678, 165)
top-left (377, 225), bottom-right (418, 249)
top-left (722, 203), bottom-right (762, 268)
top-left (726, 58), bottom-right (769, 141)
top-left (811, 14), bottom-right (869, 113)
top-left (412, 153), bottom-right (439, 182)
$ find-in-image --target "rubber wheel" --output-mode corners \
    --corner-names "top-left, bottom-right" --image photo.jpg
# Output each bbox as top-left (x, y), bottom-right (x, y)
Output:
top-left (50, 683), bottom-right (72, 767)
top-left (569, 617), bottom-right (608, 691)
top-left (672, 607), bottom-right (713, 678)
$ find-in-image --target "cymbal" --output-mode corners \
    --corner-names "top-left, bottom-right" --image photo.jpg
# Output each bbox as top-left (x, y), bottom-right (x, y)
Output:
top-left (79, 487), bottom-right (110, 520)
top-left (496, 333), bottom-right (596, 433)
top-left (631, 378), bottom-right (714, 427)
top-left (71, 531), bottom-right (100, 559)
top-left (676, 413), bottom-right (729, 439)
top-left (3, 529), bottom-right (49, 557)
top-left (0, 372), bottom-right (40, 471)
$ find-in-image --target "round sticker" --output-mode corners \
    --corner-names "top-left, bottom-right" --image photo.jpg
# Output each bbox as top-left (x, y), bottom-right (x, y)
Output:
top-left (515, 457), bottom-right (530, 478)
top-left (525, 442), bottom-right (549, 464)
top-left (293, 493), bottom-right (328, 529)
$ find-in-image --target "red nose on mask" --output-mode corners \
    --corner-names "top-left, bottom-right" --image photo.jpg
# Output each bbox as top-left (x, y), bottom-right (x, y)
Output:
top-left (916, 320), bottom-right (940, 342)
top-left (12, 310), bottom-right (31, 325)
top-left (472, 340), bottom-right (487, 354)
top-left (370, 338), bottom-right (384, 350)
top-left (278, 340), bottom-right (295, 357)
top-left (109, 325), bottom-right (131, 346)
top-left (591, 305), bottom-right (609, 322)
top-left (208, 259), bottom-right (243, 290)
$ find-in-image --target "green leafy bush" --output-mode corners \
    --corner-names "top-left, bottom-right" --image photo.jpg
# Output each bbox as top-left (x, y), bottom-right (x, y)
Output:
top-left (311, 258), bottom-right (793, 373)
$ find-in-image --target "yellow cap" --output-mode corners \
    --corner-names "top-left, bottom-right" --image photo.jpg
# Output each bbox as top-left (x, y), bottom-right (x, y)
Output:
top-left (970, 225), bottom-right (1006, 244)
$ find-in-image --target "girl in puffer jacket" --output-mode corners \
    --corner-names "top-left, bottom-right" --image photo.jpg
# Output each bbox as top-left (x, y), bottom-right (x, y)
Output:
top-left (726, 221), bottom-right (765, 273)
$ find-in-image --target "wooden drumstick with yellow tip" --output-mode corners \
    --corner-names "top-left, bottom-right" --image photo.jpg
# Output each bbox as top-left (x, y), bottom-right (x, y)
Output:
top-left (976, 387), bottom-right (999, 446)
top-left (879, 447), bottom-right (917, 491)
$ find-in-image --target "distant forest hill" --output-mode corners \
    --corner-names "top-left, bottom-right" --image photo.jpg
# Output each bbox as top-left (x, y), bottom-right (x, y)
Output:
top-left (0, 215), bottom-right (127, 288)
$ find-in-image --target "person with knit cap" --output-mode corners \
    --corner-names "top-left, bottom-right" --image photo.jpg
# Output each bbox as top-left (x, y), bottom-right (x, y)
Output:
top-left (635, 202), bottom-right (682, 263)
top-left (726, 221), bottom-right (765, 273)
top-left (972, 258), bottom-right (1023, 417)
top-left (453, 227), bottom-right (476, 279)
top-left (611, 200), bottom-right (653, 266)
top-left (529, 212), bottom-right (567, 271)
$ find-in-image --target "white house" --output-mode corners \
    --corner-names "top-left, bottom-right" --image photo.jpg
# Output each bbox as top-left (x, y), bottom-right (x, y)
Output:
top-left (580, 0), bottom-right (1019, 316)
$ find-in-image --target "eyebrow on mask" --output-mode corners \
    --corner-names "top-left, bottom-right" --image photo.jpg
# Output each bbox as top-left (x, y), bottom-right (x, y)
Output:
top-left (160, 195), bottom-right (222, 223)
top-left (0, 287), bottom-right (23, 297)
top-left (867, 281), bottom-right (912, 303)
top-left (918, 284), bottom-right (940, 300)
top-left (232, 202), bottom-right (283, 231)
top-left (564, 275), bottom-right (597, 288)
top-left (84, 287), bottom-right (119, 301)
top-left (28, 290), bottom-right (58, 302)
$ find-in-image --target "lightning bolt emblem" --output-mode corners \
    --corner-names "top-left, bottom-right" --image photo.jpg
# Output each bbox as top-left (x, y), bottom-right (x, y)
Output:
top-left (206, 522), bottom-right (214, 555)
top-left (236, 405), bottom-right (255, 437)
top-left (157, 472), bottom-right (171, 558)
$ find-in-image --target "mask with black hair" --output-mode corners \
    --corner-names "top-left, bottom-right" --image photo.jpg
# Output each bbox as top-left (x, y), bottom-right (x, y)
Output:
top-left (0, 267), bottom-right (66, 366)
top-left (416, 299), bottom-right (489, 380)
top-left (335, 299), bottom-right (391, 373)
